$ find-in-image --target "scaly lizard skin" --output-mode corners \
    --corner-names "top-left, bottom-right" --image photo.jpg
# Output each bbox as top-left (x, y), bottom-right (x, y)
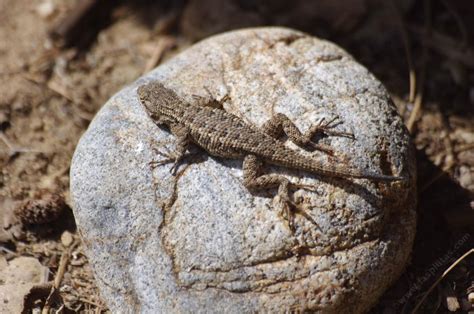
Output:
top-left (138, 81), bottom-right (403, 227)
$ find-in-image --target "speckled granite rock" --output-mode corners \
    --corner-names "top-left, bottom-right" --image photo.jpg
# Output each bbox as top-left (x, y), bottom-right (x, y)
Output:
top-left (70, 27), bottom-right (416, 313)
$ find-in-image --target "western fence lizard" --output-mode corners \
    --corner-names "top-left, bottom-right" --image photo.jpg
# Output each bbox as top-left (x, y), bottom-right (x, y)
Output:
top-left (138, 81), bottom-right (403, 228)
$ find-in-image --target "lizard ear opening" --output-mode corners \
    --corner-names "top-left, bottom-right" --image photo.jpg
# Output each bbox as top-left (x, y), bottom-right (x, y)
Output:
top-left (144, 107), bottom-right (158, 120)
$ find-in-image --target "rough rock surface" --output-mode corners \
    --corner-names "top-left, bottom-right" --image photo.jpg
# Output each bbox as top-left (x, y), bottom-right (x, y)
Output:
top-left (70, 27), bottom-right (416, 313)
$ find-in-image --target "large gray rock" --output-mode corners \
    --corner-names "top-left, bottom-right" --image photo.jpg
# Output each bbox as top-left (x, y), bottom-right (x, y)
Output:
top-left (70, 27), bottom-right (416, 313)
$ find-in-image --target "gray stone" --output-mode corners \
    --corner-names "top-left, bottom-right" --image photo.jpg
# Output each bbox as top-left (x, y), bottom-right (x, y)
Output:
top-left (70, 27), bottom-right (416, 313)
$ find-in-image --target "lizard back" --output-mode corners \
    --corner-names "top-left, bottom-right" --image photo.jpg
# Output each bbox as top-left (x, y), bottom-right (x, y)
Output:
top-left (138, 81), bottom-right (285, 159)
top-left (138, 82), bottom-right (402, 181)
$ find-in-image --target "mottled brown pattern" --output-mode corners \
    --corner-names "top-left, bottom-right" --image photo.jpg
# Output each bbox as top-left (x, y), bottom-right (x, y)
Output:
top-left (138, 81), bottom-right (403, 226)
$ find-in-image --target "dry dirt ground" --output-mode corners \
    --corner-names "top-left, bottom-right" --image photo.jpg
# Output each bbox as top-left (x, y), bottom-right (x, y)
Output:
top-left (0, 0), bottom-right (472, 313)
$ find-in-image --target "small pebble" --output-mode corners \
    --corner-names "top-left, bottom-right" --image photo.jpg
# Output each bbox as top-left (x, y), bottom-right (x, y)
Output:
top-left (30, 119), bottom-right (44, 131)
top-left (36, 1), bottom-right (55, 19)
top-left (61, 231), bottom-right (73, 247)
top-left (468, 292), bottom-right (474, 304)
top-left (446, 295), bottom-right (460, 311)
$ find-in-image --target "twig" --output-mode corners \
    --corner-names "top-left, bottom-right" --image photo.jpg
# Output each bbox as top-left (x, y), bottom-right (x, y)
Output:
top-left (0, 68), bottom-right (24, 77)
top-left (47, 80), bottom-right (75, 102)
top-left (23, 73), bottom-right (95, 124)
top-left (407, 0), bottom-right (431, 133)
top-left (411, 249), bottom-right (474, 313)
top-left (0, 131), bottom-right (15, 151)
top-left (389, 0), bottom-right (416, 103)
top-left (53, 250), bottom-right (70, 288)
top-left (0, 131), bottom-right (45, 156)
top-left (41, 249), bottom-right (70, 314)
top-left (153, 9), bottom-right (181, 35)
top-left (0, 245), bottom-right (17, 255)
top-left (454, 143), bottom-right (474, 153)
top-left (23, 73), bottom-right (79, 104)
top-left (79, 297), bottom-right (103, 308)
top-left (407, 91), bottom-right (423, 133)
top-left (143, 36), bottom-right (176, 74)
top-left (49, 0), bottom-right (101, 46)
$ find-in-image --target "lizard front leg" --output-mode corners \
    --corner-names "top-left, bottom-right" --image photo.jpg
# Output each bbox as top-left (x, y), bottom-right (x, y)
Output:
top-left (242, 154), bottom-right (320, 230)
top-left (261, 113), bottom-right (354, 155)
top-left (151, 123), bottom-right (192, 174)
top-left (192, 86), bottom-right (230, 109)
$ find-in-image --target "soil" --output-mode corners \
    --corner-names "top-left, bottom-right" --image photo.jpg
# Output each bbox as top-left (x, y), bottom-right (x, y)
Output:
top-left (0, 0), bottom-right (472, 313)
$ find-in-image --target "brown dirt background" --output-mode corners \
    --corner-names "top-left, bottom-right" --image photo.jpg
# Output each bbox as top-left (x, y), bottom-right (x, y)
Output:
top-left (0, 0), bottom-right (472, 312)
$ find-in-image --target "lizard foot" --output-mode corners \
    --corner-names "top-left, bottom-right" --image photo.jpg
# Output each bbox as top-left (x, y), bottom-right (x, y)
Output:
top-left (301, 116), bottom-right (355, 156)
top-left (192, 86), bottom-right (230, 109)
top-left (276, 191), bottom-right (321, 232)
top-left (149, 147), bottom-right (188, 175)
top-left (313, 116), bottom-right (355, 139)
top-left (289, 182), bottom-right (318, 193)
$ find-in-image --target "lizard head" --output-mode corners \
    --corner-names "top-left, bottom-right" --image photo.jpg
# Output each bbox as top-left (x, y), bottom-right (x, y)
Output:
top-left (137, 81), bottom-right (164, 113)
top-left (137, 81), bottom-right (185, 123)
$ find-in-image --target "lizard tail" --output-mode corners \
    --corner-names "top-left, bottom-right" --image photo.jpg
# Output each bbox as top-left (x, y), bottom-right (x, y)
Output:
top-left (347, 170), bottom-right (405, 182)
top-left (304, 161), bottom-right (405, 182)
top-left (268, 148), bottom-right (405, 182)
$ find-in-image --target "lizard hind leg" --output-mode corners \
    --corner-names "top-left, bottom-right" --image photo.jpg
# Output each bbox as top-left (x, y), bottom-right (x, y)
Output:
top-left (276, 180), bottom-right (322, 231)
top-left (242, 154), bottom-right (320, 231)
top-left (311, 116), bottom-right (354, 139)
top-left (261, 113), bottom-right (354, 156)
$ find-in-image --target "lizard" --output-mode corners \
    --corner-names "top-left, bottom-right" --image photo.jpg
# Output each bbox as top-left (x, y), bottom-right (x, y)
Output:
top-left (137, 81), bottom-right (404, 228)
